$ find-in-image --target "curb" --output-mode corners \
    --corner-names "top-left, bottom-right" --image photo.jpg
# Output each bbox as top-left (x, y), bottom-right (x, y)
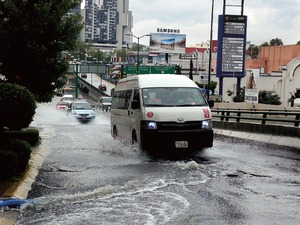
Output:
top-left (214, 128), bottom-right (300, 150)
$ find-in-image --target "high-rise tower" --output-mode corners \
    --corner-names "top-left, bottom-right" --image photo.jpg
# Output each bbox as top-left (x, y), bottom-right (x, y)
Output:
top-left (81, 0), bottom-right (132, 49)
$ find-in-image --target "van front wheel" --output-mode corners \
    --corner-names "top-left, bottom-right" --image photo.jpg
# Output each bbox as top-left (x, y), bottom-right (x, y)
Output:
top-left (132, 131), bottom-right (137, 145)
top-left (113, 127), bottom-right (118, 139)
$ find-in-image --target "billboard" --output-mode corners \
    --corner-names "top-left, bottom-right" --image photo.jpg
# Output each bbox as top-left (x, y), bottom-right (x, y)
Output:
top-left (185, 40), bottom-right (218, 55)
top-left (149, 33), bottom-right (186, 54)
top-left (216, 15), bottom-right (247, 78)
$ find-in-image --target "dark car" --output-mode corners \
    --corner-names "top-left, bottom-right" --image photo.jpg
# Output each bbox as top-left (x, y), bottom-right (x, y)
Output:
top-left (98, 84), bottom-right (107, 91)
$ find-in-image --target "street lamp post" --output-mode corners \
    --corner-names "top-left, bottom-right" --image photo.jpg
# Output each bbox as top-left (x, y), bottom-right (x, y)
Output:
top-left (250, 44), bottom-right (255, 68)
top-left (207, 0), bottom-right (214, 101)
top-left (126, 33), bottom-right (150, 74)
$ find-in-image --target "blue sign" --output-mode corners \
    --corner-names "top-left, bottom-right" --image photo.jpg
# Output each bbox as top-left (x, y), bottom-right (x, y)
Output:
top-left (216, 15), bottom-right (247, 78)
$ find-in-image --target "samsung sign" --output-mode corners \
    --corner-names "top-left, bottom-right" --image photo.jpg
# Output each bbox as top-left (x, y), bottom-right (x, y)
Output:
top-left (157, 28), bottom-right (180, 33)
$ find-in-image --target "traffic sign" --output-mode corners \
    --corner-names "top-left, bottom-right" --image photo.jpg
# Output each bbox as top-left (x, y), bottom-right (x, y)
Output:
top-left (68, 64), bottom-right (107, 74)
top-left (125, 65), bottom-right (175, 74)
top-left (125, 65), bottom-right (150, 74)
top-left (151, 66), bottom-right (175, 74)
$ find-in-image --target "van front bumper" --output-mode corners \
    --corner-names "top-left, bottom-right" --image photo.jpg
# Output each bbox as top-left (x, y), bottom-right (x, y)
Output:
top-left (140, 128), bottom-right (213, 151)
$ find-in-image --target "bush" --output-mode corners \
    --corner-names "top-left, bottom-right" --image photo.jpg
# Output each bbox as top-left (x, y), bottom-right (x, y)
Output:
top-left (0, 139), bottom-right (31, 181)
top-left (258, 91), bottom-right (281, 105)
top-left (0, 83), bottom-right (37, 130)
top-left (3, 128), bottom-right (40, 146)
top-left (0, 150), bottom-right (18, 180)
top-left (227, 88), bottom-right (245, 102)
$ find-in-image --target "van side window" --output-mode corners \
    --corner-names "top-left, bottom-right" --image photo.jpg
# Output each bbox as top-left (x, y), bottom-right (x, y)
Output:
top-left (111, 90), bottom-right (132, 109)
top-left (132, 89), bottom-right (140, 109)
top-left (124, 90), bottom-right (132, 109)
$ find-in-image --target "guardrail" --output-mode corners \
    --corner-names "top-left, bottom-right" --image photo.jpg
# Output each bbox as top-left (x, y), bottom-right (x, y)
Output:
top-left (211, 109), bottom-right (300, 127)
top-left (78, 77), bottom-right (109, 100)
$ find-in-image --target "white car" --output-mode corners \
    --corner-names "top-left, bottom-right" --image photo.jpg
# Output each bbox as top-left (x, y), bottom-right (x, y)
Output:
top-left (71, 101), bottom-right (96, 121)
top-left (99, 96), bottom-right (112, 111)
top-left (61, 94), bottom-right (74, 107)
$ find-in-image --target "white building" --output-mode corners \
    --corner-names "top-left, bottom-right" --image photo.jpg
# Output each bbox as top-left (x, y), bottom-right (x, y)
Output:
top-left (210, 56), bottom-right (300, 107)
top-left (81, 0), bottom-right (132, 49)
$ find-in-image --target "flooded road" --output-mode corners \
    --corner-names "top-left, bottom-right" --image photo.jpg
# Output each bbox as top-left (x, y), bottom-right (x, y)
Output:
top-left (16, 97), bottom-right (300, 225)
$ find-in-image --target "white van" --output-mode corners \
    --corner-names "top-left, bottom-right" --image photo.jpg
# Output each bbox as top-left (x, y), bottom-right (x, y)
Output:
top-left (110, 74), bottom-right (214, 153)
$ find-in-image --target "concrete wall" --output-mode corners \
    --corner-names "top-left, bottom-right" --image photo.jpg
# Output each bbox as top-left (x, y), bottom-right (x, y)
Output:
top-left (212, 121), bottom-right (300, 150)
top-left (209, 57), bottom-right (300, 106)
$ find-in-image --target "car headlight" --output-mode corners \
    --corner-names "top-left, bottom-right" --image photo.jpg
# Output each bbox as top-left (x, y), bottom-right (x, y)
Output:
top-left (202, 120), bottom-right (212, 129)
top-left (147, 121), bottom-right (157, 130)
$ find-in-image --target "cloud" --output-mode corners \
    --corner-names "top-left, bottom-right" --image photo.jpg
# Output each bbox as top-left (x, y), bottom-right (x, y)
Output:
top-left (130, 0), bottom-right (300, 46)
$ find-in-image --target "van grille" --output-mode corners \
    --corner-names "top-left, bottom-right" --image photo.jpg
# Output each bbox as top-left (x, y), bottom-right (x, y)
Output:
top-left (157, 121), bottom-right (202, 130)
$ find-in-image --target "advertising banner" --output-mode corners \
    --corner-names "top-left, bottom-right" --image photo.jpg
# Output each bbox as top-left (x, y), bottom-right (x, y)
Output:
top-left (149, 33), bottom-right (186, 54)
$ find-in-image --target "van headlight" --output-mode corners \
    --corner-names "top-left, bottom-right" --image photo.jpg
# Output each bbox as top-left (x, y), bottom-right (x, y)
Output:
top-left (144, 121), bottom-right (157, 130)
top-left (202, 120), bottom-right (212, 129)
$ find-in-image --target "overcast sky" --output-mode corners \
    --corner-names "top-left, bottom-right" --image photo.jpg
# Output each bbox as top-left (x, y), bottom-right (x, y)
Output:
top-left (129, 0), bottom-right (300, 46)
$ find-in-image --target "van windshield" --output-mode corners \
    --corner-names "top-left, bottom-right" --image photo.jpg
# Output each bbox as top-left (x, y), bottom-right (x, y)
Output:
top-left (142, 87), bottom-right (207, 107)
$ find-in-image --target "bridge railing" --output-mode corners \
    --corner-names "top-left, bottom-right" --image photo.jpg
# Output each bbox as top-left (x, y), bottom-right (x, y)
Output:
top-left (211, 109), bottom-right (300, 127)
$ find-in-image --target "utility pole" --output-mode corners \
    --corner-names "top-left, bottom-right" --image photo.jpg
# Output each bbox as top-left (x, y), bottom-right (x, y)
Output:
top-left (126, 33), bottom-right (150, 74)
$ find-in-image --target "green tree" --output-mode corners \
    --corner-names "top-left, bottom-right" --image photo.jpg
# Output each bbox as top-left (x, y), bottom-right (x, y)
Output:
top-left (261, 42), bottom-right (269, 47)
top-left (129, 43), bottom-right (148, 52)
top-left (248, 45), bottom-right (259, 58)
top-left (0, 83), bottom-right (36, 130)
top-left (270, 38), bottom-right (283, 46)
top-left (296, 41), bottom-right (300, 45)
top-left (92, 49), bottom-right (108, 62)
top-left (116, 49), bottom-right (127, 62)
top-left (70, 41), bottom-right (89, 61)
top-left (0, 0), bottom-right (83, 102)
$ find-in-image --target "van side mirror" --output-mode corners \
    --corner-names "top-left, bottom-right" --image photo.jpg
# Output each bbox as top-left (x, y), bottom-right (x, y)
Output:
top-left (208, 100), bottom-right (214, 108)
top-left (131, 100), bottom-right (139, 109)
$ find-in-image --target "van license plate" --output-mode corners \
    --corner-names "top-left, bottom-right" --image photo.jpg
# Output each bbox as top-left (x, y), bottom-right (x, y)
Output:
top-left (175, 141), bottom-right (188, 148)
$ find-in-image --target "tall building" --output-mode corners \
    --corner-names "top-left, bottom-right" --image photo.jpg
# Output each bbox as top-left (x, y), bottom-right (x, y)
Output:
top-left (81, 0), bottom-right (132, 49)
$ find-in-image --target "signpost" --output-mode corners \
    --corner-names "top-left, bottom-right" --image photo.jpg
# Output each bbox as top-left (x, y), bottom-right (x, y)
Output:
top-left (216, 14), bottom-right (247, 78)
top-left (68, 63), bottom-right (107, 99)
top-left (199, 72), bottom-right (209, 84)
top-left (245, 89), bottom-right (258, 103)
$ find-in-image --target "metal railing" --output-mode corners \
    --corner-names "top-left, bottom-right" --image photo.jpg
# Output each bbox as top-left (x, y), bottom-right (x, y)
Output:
top-left (211, 109), bottom-right (300, 127)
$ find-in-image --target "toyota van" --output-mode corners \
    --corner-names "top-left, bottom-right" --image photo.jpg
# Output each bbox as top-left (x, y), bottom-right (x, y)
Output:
top-left (110, 74), bottom-right (214, 153)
